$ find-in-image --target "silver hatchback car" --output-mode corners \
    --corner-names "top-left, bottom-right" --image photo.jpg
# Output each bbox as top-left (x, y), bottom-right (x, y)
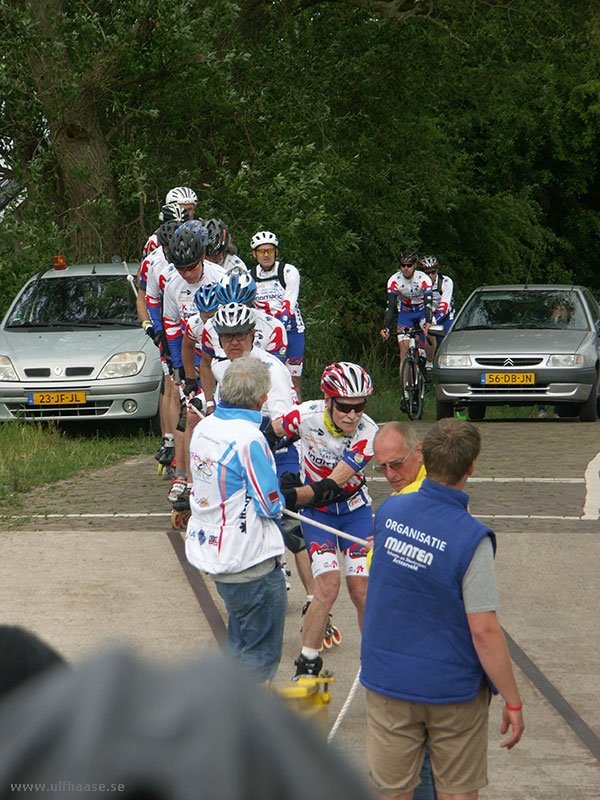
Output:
top-left (431, 284), bottom-right (600, 421)
top-left (0, 260), bottom-right (162, 423)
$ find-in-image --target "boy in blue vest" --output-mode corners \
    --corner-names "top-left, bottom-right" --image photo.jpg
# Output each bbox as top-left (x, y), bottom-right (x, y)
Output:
top-left (361, 418), bottom-right (524, 800)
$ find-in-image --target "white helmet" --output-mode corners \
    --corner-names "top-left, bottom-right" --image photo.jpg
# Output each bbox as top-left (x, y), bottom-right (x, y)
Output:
top-left (213, 302), bottom-right (256, 335)
top-left (165, 186), bottom-right (198, 206)
top-left (251, 230), bottom-right (278, 250)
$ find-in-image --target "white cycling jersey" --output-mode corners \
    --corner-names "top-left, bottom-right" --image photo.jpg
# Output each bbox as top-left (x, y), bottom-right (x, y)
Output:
top-left (162, 260), bottom-right (227, 343)
top-left (212, 347), bottom-right (296, 420)
top-left (387, 269), bottom-right (433, 312)
top-left (142, 231), bottom-right (160, 259)
top-left (185, 405), bottom-right (284, 575)
top-left (430, 273), bottom-right (455, 323)
top-left (279, 399), bottom-right (378, 500)
top-left (252, 262), bottom-right (305, 333)
top-left (200, 309), bottom-right (288, 361)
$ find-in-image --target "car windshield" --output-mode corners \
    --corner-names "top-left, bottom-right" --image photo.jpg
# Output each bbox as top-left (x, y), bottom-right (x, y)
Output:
top-left (454, 290), bottom-right (589, 332)
top-left (5, 275), bottom-right (138, 329)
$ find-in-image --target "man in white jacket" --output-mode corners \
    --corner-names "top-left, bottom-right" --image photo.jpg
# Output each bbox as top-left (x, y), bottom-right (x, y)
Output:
top-left (185, 356), bottom-right (286, 681)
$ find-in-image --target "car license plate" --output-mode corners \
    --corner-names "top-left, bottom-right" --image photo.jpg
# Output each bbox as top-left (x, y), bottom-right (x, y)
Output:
top-left (481, 373), bottom-right (534, 385)
top-left (28, 391), bottom-right (87, 405)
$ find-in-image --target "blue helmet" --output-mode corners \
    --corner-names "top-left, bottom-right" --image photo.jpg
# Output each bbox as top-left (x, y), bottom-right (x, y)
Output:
top-left (216, 269), bottom-right (256, 305)
top-left (194, 283), bottom-right (220, 314)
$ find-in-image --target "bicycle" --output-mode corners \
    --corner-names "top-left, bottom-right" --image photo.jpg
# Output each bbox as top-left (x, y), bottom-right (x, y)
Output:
top-left (399, 325), bottom-right (427, 420)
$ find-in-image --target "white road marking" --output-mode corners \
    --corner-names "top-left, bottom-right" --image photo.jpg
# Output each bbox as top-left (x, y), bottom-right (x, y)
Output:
top-left (582, 452), bottom-right (600, 520)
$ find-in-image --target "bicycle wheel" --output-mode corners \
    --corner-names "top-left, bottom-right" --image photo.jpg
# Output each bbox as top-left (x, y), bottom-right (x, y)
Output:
top-left (400, 357), bottom-right (425, 420)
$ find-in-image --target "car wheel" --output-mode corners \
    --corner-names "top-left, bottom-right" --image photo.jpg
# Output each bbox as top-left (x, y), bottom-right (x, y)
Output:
top-left (467, 404), bottom-right (486, 421)
top-left (435, 398), bottom-right (454, 420)
top-left (579, 372), bottom-right (599, 422)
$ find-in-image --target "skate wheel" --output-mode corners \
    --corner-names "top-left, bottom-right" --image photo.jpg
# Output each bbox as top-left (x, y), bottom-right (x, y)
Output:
top-left (322, 635), bottom-right (333, 650)
top-left (171, 510), bottom-right (191, 530)
top-left (331, 627), bottom-right (342, 646)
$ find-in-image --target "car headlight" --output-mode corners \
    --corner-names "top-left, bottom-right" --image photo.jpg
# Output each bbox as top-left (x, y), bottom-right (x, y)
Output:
top-left (0, 356), bottom-right (18, 381)
top-left (438, 354), bottom-right (473, 367)
top-left (547, 354), bottom-right (583, 367)
top-left (99, 352), bottom-right (146, 379)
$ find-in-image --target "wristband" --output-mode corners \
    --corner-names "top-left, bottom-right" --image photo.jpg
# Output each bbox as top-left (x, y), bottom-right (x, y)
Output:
top-left (142, 320), bottom-right (152, 330)
top-left (505, 702), bottom-right (523, 711)
top-left (206, 401), bottom-right (215, 407)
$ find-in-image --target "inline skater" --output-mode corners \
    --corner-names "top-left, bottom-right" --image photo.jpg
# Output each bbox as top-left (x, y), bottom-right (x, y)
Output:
top-left (162, 221), bottom-right (224, 511)
top-left (138, 205), bottom-right (189, 466)
top-left (208, 303), bottom-right (314, 600)
top-left (419, 255), bottom-right (455, 374)
top-left (268, 362), bottom-right (378, 677)
top-left (142, 186), bottom-right (198, 259)
top-left (250, 231), bottom-right (305, 400)
top-left (381, 251), bottom-right (433, 383)
top-left (199, 270), bottom-right (288, 408)
top-left (203, 218), bottom-right (247, 273)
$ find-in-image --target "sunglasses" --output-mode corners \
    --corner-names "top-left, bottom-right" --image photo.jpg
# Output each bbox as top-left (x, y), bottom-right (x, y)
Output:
top-left (220, 332), bottom-right (252, 343)
top-left (175, 262), bottom-right (200, 273)
top-left (373, 453), bottom-right (411, 473)
top-left (255, 248), bottom-right (276, 255)
top-left (332, 398), bottom-right (367, 414)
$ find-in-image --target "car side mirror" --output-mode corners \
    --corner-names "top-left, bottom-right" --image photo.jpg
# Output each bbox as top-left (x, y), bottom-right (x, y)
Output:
top-left (428, 324), bottom-right (447, 339)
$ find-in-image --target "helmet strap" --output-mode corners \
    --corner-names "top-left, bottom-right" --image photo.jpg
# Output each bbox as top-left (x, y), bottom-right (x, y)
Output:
top-left (324, 401), bottom-right (345, 437)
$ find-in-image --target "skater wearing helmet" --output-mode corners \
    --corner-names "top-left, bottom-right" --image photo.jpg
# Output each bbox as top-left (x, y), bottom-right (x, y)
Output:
top-left (199, 269), bottom-right (288, 407)
top-left (203, 218), bottom-right (247, 273)
top-left (250, 231), bottom-right (305, 400)
top-left (142, 187), bottom-right (199, 259)
top-left (268, 362), bottom-right (378, 677)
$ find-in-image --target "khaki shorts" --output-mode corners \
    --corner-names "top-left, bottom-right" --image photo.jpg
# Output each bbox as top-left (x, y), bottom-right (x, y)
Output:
top-left (365, 682), bottom-right (490, 796)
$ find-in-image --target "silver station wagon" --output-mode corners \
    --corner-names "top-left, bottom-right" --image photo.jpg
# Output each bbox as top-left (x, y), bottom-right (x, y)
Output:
top-left (431, 284), bottom-right (600, 421)
top-left (0, 259), bottom-right (162, 423)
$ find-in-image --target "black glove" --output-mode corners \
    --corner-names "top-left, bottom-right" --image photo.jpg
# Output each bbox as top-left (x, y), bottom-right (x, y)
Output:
top-left (279, 471), bottom-right (303, 510)
top-left (142, 321), bottom-right (155, 339)
top-left (184, 377), bottom-right (198, 397)
top-left (262, 421), bottom-right (282, 452)
top-left (310, 477), bottom-right (342, 506)
top-left (172, 366), bottom-right (185, 385)
top-left (154, 328), bottom-right (168, 352)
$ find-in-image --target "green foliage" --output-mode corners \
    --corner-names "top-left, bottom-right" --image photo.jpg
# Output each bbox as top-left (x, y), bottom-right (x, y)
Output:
top-left (1, 0), bottom-right (599, 355)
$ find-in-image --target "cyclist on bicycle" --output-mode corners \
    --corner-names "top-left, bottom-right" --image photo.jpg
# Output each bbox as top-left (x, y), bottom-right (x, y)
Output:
top-left (250, 231), bottom-right (305, 400)
top-left (381, 252), bottom-right (433, 378)
top-left (419, 255), bottom-right (455, 372)
top-left (267, 362), bottom-right (378, 678)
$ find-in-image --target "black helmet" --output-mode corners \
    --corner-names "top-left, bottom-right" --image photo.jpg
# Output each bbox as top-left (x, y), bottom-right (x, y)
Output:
top-left (159, 203), bottom-right (190, 224)
top-left (204, 218), bottom-right (230, 257)
top-left (168, 221), bottom-right (208, 268)
top-left (157, 220), bottom-right (183, 248)
top-left (399, 251), bottom-right (419, 267)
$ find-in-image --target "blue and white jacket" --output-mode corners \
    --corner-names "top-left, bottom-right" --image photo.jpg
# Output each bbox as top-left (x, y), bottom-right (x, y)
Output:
top-left (185, 404), bottom-right (285, 575)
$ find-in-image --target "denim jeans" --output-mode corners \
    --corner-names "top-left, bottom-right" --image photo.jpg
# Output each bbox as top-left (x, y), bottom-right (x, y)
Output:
top-left (215, 565), bottom-right (287, 682)
top-left (414, 741), bottom-right (437, 800)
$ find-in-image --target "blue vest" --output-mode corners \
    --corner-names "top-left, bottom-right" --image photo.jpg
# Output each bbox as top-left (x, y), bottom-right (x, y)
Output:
top-left (361, 479), bottom-right (496, 704)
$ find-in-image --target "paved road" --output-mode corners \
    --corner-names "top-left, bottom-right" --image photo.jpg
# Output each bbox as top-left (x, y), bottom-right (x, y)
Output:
top-left (1, 419), bottom-right (598, 799)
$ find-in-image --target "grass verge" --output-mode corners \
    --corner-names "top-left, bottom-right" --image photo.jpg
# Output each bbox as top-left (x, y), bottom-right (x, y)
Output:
top-left (0, 421), bottom-right (157, 507)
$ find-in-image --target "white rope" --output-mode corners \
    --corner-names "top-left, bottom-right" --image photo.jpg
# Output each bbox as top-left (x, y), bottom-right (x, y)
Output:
top-left (282, 508), bottom-right (369, 547)
top-left (327, 666), bottom-right (362, 743)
